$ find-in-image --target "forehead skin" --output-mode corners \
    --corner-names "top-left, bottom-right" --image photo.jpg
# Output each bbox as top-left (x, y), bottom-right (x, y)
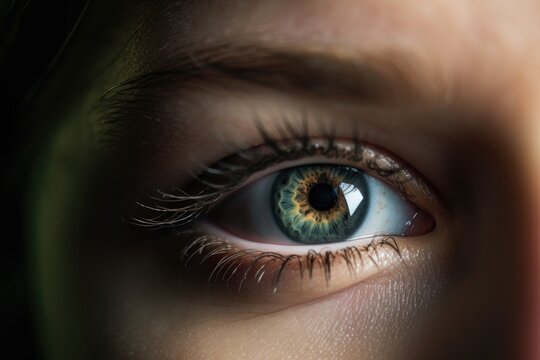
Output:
top-left (33, 0), bottom-right (540, 359)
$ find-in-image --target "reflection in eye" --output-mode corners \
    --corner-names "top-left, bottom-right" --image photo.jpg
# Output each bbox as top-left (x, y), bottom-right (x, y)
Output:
top-left (212, 164), bottom-right (432, 246)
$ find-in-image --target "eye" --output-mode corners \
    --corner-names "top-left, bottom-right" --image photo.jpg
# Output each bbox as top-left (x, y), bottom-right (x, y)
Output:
top-left (207, 163), bottom-right (435, 248)
top-left (136, 138), bottom-right (442, 297)
top-left (208, 163), bottom-right (434, 247)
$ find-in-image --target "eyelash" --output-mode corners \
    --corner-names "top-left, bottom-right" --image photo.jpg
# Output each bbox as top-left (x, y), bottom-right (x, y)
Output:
top-left (133, 118), bottom-right (430, 292)
top-left (180, 233), bottom-right (403, 293)
top-left (134, 120), bottom-right (417, 229)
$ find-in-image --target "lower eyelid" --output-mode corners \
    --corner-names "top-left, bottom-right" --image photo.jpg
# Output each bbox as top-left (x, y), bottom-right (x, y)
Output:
top-left (200, 223), bottom-right (400, 254)
top-left (178, 229), bottom-right (420, 303)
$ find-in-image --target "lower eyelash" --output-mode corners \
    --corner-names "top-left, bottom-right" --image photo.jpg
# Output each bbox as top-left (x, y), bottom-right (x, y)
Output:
top-left (180, 233), bottom-right (404, 293)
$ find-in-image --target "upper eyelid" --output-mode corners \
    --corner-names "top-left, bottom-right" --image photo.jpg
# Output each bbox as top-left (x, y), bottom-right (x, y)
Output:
top-left (132, 135), bottom-right (438, 231)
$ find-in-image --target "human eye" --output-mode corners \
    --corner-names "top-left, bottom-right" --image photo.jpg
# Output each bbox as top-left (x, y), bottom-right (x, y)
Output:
top-left (135, 123), bottom-right (444, 301)
top-left (208, 161), bottom-right (432, 247)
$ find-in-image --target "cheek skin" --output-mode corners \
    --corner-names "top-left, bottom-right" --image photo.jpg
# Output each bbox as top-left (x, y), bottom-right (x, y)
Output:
top-left (101, 242), bottom-right (448, 360)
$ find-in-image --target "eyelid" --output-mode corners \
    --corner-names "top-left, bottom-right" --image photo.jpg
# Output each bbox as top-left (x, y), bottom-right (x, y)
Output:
top-left (179, 230), bottom-right (409, 297)
top-left (133, 137), bottom-right (442, 230)
top-left (133, 132), bottom-right (449, 301)
top-left (200, 222), bottom-right (401, 255)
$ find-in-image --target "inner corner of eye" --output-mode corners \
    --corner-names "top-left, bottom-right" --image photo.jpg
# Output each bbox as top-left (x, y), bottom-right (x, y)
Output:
top-left (204, 162), bottom-right (435, 249)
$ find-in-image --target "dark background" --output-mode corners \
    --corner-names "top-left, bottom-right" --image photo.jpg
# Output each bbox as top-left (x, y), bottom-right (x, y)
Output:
top-left (1, 1), bottom-right (88, 358)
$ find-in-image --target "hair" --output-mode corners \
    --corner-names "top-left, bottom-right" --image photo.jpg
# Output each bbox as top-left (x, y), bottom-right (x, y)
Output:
top-left (1, 1), bottom-right (89, 358)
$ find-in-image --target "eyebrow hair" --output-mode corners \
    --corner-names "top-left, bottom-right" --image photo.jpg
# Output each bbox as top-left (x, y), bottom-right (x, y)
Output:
top-left (99, 43), bottom-right (432, 118)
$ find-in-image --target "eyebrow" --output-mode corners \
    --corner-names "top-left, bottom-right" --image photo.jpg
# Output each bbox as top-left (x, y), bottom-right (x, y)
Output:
top-left (99, 43), bottom-right (432, 116)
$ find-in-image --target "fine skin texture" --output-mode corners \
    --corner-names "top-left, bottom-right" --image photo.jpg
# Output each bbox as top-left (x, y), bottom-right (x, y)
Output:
top-left (30, 1), bottom-right (540, 359)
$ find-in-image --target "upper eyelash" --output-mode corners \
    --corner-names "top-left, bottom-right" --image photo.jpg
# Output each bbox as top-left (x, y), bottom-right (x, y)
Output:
top-left (131, 124), bottom-right (413, 230)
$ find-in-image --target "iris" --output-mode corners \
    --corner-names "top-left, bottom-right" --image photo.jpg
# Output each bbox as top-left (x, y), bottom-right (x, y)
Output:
top-left (272, 165), bottom-right (369, 244)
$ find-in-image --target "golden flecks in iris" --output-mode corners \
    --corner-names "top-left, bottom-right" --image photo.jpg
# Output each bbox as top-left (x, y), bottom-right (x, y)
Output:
top-left (289, 168), bottom-right (349, 223)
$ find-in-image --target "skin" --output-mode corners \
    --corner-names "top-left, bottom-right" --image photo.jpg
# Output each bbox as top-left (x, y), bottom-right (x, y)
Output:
top-left (30, 0), bottom-right (540, 359)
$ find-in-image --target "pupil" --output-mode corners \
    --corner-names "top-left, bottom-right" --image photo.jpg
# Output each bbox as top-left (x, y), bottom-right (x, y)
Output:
top-left (308, 183), bottom-right (338, 211)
